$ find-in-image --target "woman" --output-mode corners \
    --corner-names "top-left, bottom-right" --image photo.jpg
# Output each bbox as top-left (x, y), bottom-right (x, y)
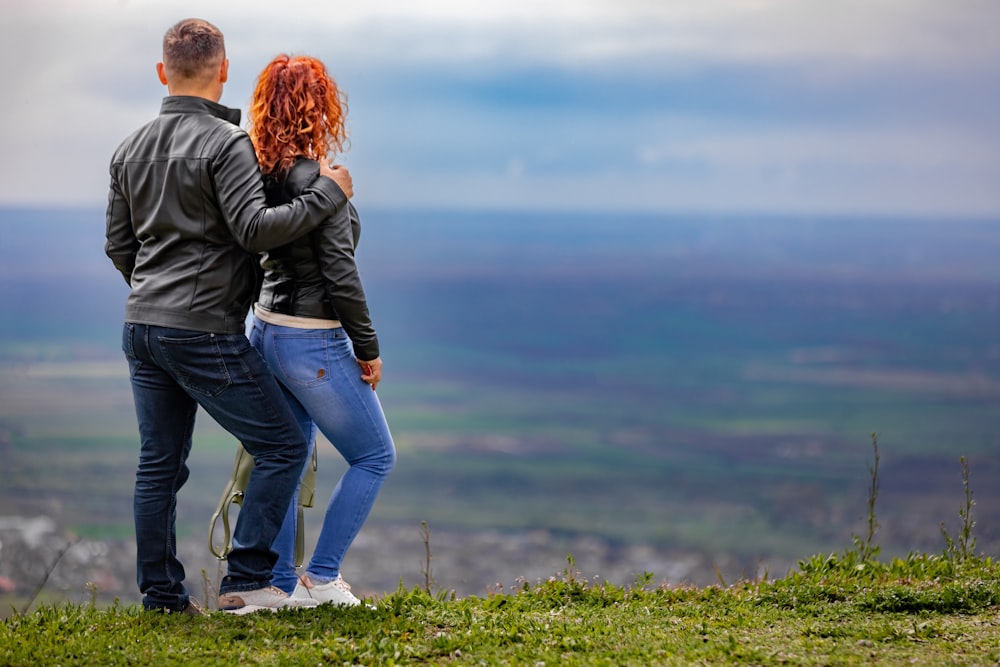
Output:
top-left (246, 54), bottom-right (395, 607)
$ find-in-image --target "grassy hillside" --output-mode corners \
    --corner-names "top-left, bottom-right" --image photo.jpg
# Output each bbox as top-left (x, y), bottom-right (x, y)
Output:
top-left (3, 550), bottom-right (1000, 666)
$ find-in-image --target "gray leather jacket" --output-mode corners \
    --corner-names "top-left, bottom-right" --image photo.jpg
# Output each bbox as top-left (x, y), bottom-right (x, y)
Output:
top-left (105, 96), bottom-right (347, 334)
top-left (256, 159), bottom-right (379, 361)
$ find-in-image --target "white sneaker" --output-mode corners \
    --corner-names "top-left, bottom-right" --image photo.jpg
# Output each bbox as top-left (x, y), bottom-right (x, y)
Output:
top-left (218, 585), bottom-right (320, 615)
top-left (292, 574), bottom-right (361, 607)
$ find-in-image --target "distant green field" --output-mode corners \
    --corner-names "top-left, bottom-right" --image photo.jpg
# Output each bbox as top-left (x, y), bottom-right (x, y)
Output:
top-left (2, 208), bottom-right (999, 571)
top-left (3, 328), bottom-right (997, 563)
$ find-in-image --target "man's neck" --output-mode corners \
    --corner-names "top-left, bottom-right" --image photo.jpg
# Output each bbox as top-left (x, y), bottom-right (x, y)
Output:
top-left (166, 84), bottom-right (223, 103)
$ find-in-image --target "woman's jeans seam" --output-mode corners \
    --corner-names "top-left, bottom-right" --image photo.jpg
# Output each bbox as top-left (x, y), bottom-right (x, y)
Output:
top-left (249, 316), bottom-right (395, 592)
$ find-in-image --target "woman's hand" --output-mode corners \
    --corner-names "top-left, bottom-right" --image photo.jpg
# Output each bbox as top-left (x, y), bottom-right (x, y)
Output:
top-left (359, 357), bottom-right (382, 391)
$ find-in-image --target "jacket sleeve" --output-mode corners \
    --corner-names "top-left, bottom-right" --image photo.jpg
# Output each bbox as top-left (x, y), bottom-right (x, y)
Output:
top-left (105, 162), bottom-right (139, 286)
top-left (286, 159), bottom-right (380, 361)
top-left (212, 129), bottom-right (349, 253)
top-left (314, 203), bottom-right (380, 361)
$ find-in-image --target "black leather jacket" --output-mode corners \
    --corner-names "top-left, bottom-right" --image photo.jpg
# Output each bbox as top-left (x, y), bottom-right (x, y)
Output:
top-left (256, 159), bottom-right (380, 361)
top-left (105, 96), bottom-right (347, 334)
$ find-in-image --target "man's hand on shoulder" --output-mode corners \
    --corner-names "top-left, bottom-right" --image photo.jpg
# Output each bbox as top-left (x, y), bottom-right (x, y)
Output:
top-left (320, 162), bottom-right (353, 198)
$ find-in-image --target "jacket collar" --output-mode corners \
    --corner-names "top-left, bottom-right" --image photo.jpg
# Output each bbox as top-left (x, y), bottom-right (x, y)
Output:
top-left (159, 96), bottom-right (241, 125)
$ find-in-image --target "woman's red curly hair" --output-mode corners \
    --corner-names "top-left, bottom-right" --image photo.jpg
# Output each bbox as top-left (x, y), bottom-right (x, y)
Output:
top-left (247, 54), bottom-right (348, 177)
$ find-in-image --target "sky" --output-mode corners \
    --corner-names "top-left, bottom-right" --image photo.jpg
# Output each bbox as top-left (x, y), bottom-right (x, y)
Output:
top-left (2, 0), bottom-right (999, 218)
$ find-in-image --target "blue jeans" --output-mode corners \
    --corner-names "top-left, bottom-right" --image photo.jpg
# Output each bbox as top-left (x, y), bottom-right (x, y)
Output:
top-left (249, 317), bottom-right (396, 593)
top-left (122, 323), bottom-right (310, 610)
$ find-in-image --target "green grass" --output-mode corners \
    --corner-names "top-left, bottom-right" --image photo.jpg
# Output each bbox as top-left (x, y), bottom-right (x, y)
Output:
top-left (3, 552), bottom-right (1000, 666)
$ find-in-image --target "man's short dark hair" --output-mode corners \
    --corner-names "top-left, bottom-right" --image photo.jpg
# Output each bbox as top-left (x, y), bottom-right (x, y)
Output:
top-left (163, 18), bottom-right (225, 82)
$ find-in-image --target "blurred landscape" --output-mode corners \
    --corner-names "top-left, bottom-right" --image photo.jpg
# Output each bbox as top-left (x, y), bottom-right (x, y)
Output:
top-left (1, 206), bottom-right (999, 609)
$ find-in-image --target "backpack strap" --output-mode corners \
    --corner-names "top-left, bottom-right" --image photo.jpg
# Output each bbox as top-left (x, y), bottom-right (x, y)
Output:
top-left (208, 444), bottom-right (254, 560)
top-left (209, 443), bottom-right (319, 566)
top-left (294, 444), bottom-right (319, 566)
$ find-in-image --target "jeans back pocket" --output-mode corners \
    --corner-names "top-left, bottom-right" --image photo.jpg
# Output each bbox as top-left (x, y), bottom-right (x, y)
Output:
top-left (158, 332), bottom-right (233, 397)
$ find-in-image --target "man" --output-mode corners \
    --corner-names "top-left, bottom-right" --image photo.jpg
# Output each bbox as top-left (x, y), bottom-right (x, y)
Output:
top-left (105, 18), bottom-right (352, 615)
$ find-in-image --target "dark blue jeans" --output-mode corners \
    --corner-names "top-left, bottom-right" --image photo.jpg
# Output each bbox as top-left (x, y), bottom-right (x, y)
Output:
top-left (122, 323), bottom-right (310, 610)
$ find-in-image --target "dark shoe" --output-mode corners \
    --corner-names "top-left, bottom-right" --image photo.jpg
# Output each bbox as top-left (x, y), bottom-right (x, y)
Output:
top-left (146, 598), bottom-right (206, 616)
top-left (180, 598), bottom-right (207, 616)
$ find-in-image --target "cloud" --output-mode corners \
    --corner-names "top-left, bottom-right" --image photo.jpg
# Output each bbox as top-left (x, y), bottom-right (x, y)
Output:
top-left (0, 0), bottom-right (998, 216)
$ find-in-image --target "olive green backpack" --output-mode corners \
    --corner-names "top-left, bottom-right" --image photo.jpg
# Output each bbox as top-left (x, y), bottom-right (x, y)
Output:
top-left (209, 444), bottom-right (318, 567)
